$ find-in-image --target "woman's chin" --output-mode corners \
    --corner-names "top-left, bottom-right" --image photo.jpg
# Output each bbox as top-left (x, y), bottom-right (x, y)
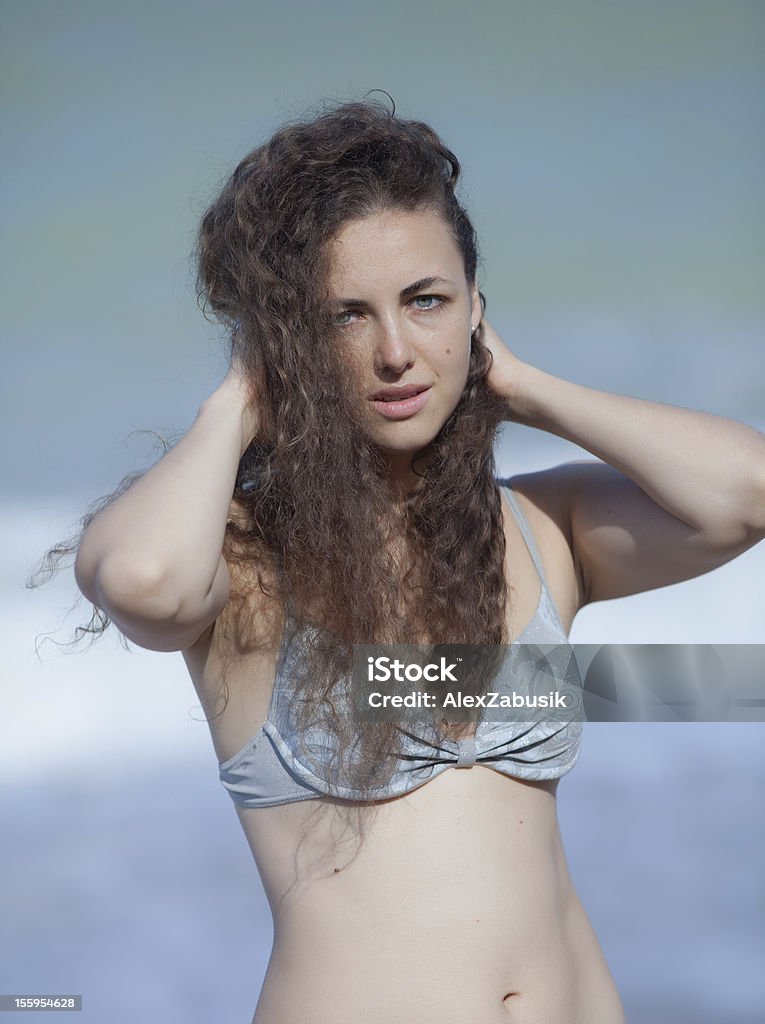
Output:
top-left (366, 414), bottom-right (447, 451)
top-left (369, 432), bottom-right (437, 461)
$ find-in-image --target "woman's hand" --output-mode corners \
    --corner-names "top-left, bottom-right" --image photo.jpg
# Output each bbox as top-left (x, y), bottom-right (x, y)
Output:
top-left (215, 344), bottom-right (264, 448)
top-left (480, 319), bottom-right (530, 419)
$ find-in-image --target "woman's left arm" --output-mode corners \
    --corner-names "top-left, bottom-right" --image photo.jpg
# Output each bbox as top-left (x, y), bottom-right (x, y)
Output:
top-left (482, 320), bottom-right (765, 605)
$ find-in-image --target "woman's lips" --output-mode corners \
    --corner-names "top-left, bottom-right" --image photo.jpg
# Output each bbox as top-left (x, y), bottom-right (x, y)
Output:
top-left (370, 387), bottom-right (431, 420)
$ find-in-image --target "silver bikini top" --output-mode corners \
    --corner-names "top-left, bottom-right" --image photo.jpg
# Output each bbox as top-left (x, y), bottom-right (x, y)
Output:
top-left (219, 482), bottom-right (582, 807)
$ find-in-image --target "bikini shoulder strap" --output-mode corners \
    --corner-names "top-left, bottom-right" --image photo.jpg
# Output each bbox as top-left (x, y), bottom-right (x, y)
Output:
top-left (498, 480), bottom-right (550, 590)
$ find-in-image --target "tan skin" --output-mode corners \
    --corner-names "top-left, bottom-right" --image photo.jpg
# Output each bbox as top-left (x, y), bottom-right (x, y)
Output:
top-left (169, 208), bottom-right (765, 1022)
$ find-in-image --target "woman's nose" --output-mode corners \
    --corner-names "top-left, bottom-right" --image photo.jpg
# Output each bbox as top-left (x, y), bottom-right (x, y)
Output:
top-left (374, 322), bottom-right (416, 374)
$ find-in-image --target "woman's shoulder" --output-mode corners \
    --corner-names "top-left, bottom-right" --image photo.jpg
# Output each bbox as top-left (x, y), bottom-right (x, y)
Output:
top-left (496, 465), bottom-right (588, 632)
top-left (497, 465), bottom-right (573, 529)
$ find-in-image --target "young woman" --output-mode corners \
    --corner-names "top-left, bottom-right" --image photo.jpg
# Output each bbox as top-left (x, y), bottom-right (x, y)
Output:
top-left (66, 97), bottom-right (765, 1023)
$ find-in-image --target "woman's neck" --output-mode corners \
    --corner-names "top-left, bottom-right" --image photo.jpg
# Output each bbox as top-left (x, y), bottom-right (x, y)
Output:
top-left (380, 448), bottom-right (433, 496)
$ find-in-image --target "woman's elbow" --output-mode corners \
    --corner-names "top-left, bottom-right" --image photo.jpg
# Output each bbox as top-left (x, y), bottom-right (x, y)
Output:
top-left (74, 552), bottom-right (182, 623)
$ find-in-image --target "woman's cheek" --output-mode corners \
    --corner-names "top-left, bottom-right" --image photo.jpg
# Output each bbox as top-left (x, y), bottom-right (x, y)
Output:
top-left (443, 338), bottom-right (472, 389)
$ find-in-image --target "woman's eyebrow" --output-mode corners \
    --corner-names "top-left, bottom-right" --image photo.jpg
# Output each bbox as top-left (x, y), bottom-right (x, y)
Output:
top-left (332, 276), bottom-right (455, 307)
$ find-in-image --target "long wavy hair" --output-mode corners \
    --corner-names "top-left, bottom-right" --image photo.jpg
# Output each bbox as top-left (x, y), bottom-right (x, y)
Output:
top-left (28, 95), bottom-right (512, 857)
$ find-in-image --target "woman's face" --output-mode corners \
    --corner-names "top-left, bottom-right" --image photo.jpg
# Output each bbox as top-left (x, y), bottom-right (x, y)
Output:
top-left (324, 207), bottom-right (482, 481)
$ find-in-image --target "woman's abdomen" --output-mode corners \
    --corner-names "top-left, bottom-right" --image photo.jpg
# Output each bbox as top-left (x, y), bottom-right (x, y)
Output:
top-left (241, 767), bottom-right (626, 1024)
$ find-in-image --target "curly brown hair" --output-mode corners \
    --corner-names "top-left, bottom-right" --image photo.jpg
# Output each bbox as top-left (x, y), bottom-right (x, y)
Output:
top-left (28, 95), bottom-right (512, 843)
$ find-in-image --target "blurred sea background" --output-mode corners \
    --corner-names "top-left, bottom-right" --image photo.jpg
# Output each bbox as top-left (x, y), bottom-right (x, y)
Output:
top-left (2, 2), bottom-right (764, 1022)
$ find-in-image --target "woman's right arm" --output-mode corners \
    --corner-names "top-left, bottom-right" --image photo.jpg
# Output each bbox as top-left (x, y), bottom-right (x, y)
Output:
top-left (74, 363), bottom-right (260, 652)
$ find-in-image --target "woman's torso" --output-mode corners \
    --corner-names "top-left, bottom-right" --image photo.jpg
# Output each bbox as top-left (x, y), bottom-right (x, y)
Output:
top-left (181, 478), bottom-right (627, 1024)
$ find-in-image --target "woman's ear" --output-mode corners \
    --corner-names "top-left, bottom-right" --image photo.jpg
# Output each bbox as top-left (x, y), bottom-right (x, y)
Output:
top-left (470, 283), bottom-right (482, 332)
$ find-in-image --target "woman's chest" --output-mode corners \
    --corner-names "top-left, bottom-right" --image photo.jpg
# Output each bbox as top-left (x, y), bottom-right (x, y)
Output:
top-left (183, 488), bottom-right (576, 767)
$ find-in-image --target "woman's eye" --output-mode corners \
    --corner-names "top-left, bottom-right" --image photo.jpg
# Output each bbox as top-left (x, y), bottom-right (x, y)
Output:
top-left (412, 294), bottom-right (445, 311)
top-left (333, 295), bottom-right (446, 325)
top-left (333, 310), bottom-right (358, 325)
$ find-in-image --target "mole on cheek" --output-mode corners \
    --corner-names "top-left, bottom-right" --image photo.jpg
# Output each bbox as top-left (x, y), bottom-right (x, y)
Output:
top-left (445, 347), bottom-right (451, 354)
